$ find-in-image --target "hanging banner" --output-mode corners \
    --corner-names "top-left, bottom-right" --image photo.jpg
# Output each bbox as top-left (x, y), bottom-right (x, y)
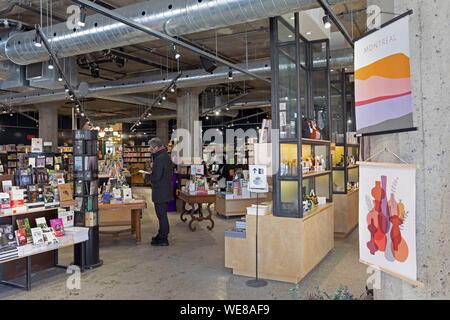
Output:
top-left (354, 13), bottom-right (414, 136)
top-left (358, 162), bottom-right (417, 283)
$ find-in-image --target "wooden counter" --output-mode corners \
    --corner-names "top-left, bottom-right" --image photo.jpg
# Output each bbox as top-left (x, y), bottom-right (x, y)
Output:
top-left (98, 200), bottom-right (147, 243)
top-left (215, 193), bottom-right (271, 218)
top-left (225, 203), bottom-right (334, 284)
top-left (333, 188), bottom-right (359, 237)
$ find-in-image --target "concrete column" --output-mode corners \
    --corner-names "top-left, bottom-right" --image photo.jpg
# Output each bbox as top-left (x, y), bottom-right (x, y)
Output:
top-left (176, 88), bottom-right (203, 164)
top-left (156, 119), bottom-right (170, 145)
top-left (364, 0), bottom-right (450, 299)
top-left (36, 103), bottom-right (60, 152)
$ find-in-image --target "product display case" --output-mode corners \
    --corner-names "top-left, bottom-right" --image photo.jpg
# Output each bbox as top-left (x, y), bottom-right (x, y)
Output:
top-left (331, 71), bottom-right (360, 194)
top-left (271, 15), bottom-right (332, 219)
top-left (225, 14), bottom-right (334, 284)
top-left (330, 70), bottom-right (360, 237)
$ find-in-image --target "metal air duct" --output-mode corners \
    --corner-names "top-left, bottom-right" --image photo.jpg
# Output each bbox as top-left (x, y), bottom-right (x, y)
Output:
top-left (0, 47), bottom-right (354, 106)
top-left (1, 0), bottom-right (337, 65)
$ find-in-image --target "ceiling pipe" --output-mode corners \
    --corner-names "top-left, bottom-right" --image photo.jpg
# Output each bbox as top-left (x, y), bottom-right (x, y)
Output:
top-left (92, 94), bottom-right (177, 111)
top-left (1, 0), bottom-right (338, 65)
top-left (0, 47), bottom-right (354, 106)
top-left (72, 0), bottom-right (270, 84)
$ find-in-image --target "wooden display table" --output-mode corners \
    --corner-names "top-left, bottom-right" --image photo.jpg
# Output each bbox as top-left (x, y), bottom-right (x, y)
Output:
top-left (98, 199), bottom-right (147, 244)
top-left (215, 193), bottom-right (270, 218)
top-left (334, 188), bottom-right (359, 237)
top-left (225, 203), bottom-right (334, 283)
top-left (178, 191), bottom-right (216, 231)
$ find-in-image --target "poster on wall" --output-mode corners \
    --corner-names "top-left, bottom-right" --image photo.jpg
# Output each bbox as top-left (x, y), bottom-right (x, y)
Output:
top-left (354, 12), bottom-right (415, 136)
top-left (358, 162), bottom-right (417, 283)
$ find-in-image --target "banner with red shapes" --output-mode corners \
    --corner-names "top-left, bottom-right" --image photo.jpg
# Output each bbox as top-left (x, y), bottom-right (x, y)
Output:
top-left (358, 162), bottom-right (417, 282)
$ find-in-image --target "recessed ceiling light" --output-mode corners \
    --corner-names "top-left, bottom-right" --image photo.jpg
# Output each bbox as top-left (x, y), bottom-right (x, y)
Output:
top-left (287, 34), bottom-right (293, 38)
top-left (290, 16), bottom-right (295, 20)
top-left (306, 31), bottom-right (312, 35)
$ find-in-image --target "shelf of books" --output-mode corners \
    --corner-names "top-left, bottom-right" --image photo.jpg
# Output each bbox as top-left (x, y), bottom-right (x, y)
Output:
top-left (123, 145), bottom-right (152, 164)
top-left (123, 145), bottom-right (151, 186)
top-left (58, 146), bottom-right (73, 182)
top-left (0, 145), bottom-right (30, 174)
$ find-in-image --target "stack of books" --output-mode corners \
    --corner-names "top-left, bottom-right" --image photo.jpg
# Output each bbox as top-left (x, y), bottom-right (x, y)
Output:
top-left (0, 224), bottom-right (19, 262)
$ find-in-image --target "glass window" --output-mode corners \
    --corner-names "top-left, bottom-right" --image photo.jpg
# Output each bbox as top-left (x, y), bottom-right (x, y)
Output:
top-left (312, 70), bottom-right (329, 140)
top-left (333, 146), bottom-right (345, 168)
top-left (299, 66), bottom-right (307, 119)
top-left (278, 47), bottom-right (298, 140)
top-left (331, 71), bottom-right (344, 144)
top-left (299, 39), bottom-right (306, 67)
top-left (280, 181), bottom-right (299, 215)
top-left (333, 170), bottom-right (346, 193)
top-left (315, 174), bottom-right (330, 199)
top-left (280, 144), bottom-right (298, 177)
top-left (311, 41), bottom-right (328, 69)
top-left (348, 167), bottom-right (359, 188)
top-left (278, 19), bottom-right (295, 43)
top-left (302, 175), bottom-right (331, 202)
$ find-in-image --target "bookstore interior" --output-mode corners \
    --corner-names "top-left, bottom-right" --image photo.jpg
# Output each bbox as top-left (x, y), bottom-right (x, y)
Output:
top-left (0, 0), bottom-right (447, 301)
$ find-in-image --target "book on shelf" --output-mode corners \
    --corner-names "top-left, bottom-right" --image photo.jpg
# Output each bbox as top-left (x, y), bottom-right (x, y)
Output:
top-left (35, 217), bottom-right (52, 232)
top-left (15, 228), bottom-right (28, 246)
top-left (58, 183), bottom-right (73, 202)
top-left (0, 224), bottom-right (16, 249)
top-left (50, 218), bottom-right (65, 237)
top-left (2, 180), bottom-right (12, 193)
top-left (0, 192), bottom-right (10, 209)
top-left (43, 229), bottom-right (59, 244)
top-left (16, 218), bottom-right (32, 244)
top-left (31, 227), bottom-right (44, 245)
top-left (58, 210), bottom-right (74, 228)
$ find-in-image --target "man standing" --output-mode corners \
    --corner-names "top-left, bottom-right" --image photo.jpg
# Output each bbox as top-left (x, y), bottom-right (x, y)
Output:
top-left (148, 137), bottom-right (173, 246)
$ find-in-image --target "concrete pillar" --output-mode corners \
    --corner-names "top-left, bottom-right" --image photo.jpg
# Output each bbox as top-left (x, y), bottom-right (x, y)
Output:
top-left (156, 119), bottom-right (170, 145)
top-left (364, 0), bottom-right (450, 299)
top-left (36, 103), bottom-right (60, 152)
top-left (176, 88), bottom-right (203, 164)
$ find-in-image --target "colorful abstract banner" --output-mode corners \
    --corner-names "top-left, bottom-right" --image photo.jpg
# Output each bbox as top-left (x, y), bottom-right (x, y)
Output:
top-left (358, 162), bottom-right (417, 283)
top-left (354, 15), bottom-right (414, 135)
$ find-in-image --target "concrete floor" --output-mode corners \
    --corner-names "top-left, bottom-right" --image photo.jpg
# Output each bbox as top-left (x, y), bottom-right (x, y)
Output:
top-left (0, 188), bottom-right (368, 300)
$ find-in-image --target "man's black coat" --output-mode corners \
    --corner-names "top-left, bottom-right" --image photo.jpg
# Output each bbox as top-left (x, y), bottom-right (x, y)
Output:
top-left (149, 148), bottom-right (174, 203)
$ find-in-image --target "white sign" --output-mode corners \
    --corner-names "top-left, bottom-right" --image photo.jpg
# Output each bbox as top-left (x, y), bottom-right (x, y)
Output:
top-left (354, 14), bottom-right (414, 135)
top-left (248, 165), bottom-right (268, 193)
top-left (31, 138), bottom-right (43, 153)
top-left (358, 162), bottom-right (417, 283)
top-left (190, 164), bottom-right (204, 176)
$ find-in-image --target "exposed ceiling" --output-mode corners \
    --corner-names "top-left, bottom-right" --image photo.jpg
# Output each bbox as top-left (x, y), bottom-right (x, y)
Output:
top-left (0, 0), bottom-right (368, 129)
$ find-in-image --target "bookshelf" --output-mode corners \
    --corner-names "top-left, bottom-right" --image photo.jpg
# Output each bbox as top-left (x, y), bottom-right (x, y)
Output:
top-left (123, 145), bottom-right (151, 186)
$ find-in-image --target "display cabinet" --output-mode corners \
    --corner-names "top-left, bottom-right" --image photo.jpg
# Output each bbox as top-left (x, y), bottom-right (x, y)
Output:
top-left (225, 13), bottom-right (335, 285)
top-left (330, 71), bottom-right (360, 237)
top-left (331, 71), bottom-right (359, 194)
top-left (271, 14), bottom-right (332, 219)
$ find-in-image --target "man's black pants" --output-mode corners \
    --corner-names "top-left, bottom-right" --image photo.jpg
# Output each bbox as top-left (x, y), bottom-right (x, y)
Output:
top-left (154, 202), bottom-right (169, 240)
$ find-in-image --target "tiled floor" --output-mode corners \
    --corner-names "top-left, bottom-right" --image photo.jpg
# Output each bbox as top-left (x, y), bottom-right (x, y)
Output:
top-left (0, 188), bottom-right (368, 300)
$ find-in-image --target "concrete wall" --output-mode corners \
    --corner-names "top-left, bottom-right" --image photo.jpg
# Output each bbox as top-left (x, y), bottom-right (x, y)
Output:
top-left (364, 0), bottom-right (450, 299)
